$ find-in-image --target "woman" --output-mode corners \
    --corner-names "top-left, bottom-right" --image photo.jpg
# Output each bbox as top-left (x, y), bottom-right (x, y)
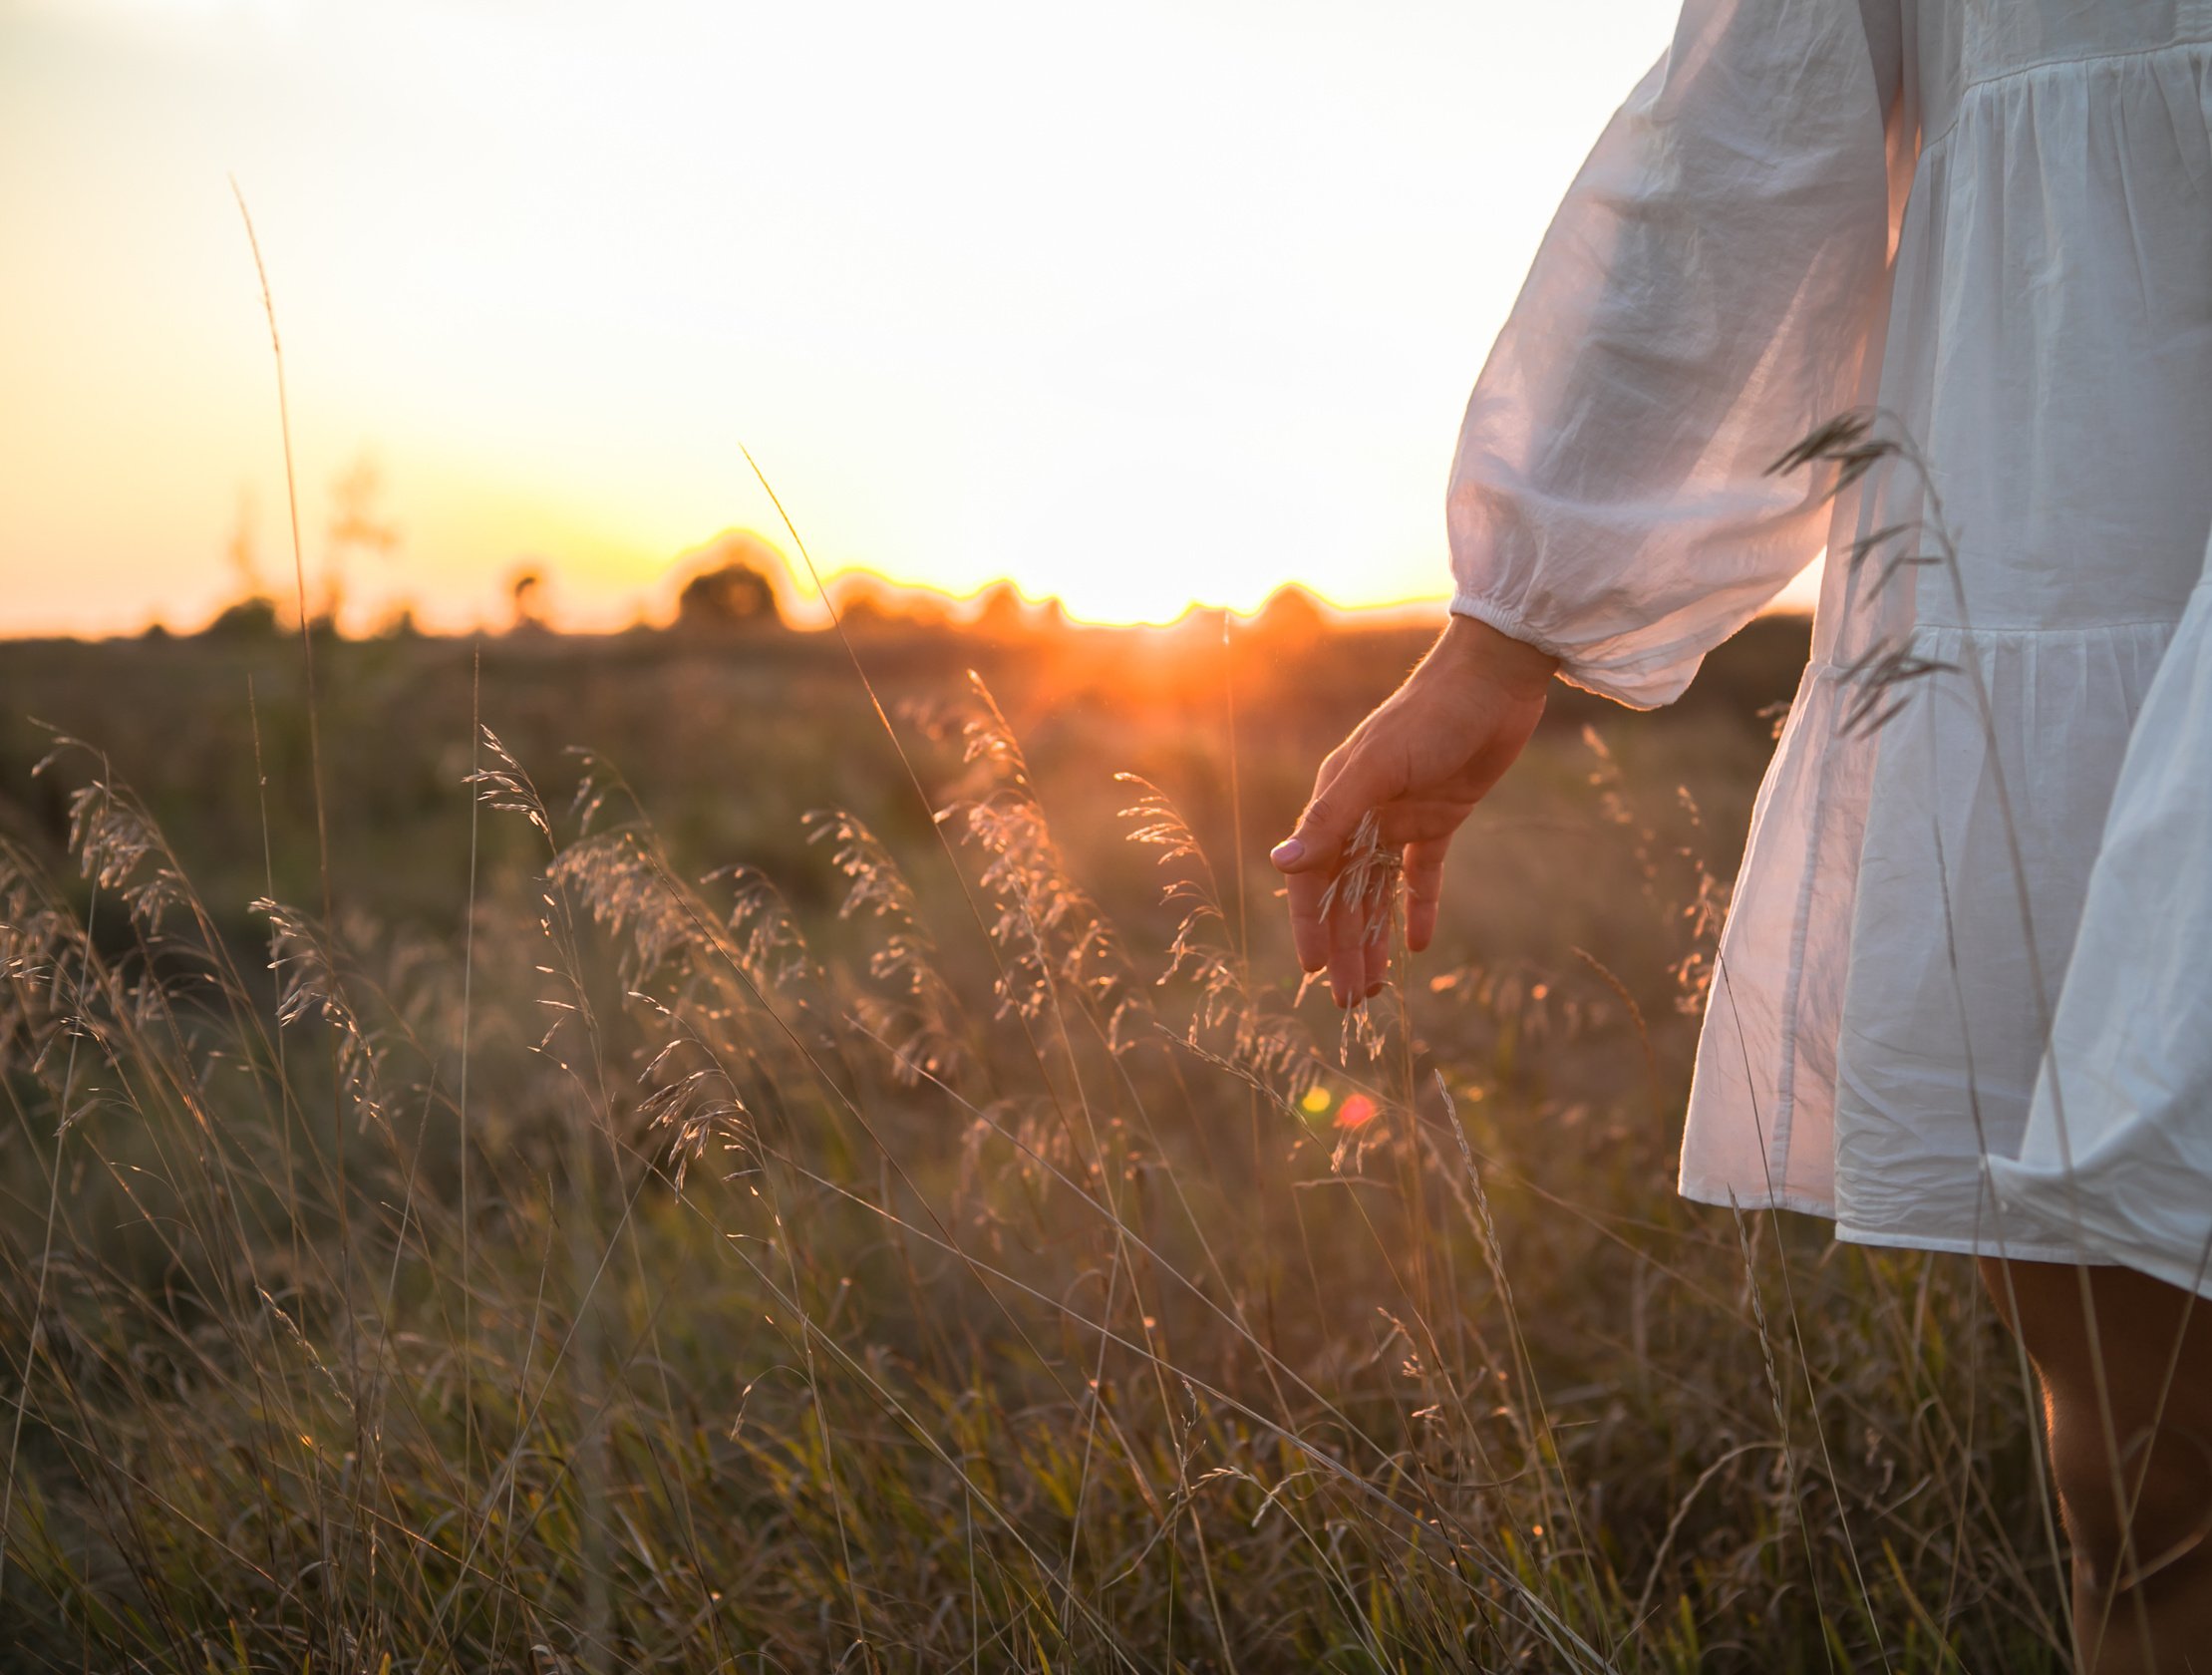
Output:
top-left (1272, 1), bottom-right (2212, 1664)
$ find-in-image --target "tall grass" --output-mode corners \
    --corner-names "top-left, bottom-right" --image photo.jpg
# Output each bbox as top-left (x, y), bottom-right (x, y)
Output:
top-left (0, 648), bottom-right (2065, 1669)
top-left (0, 213), bottom-right (2063, 1663)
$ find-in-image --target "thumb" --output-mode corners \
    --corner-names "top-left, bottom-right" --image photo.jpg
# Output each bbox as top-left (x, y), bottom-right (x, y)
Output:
top-left (1271, 753), bottom-right (1390, 874)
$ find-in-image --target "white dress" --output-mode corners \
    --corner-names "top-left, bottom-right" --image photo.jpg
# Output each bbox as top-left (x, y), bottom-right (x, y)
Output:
top-left (1446, 0), bottom-right (2212, 1289)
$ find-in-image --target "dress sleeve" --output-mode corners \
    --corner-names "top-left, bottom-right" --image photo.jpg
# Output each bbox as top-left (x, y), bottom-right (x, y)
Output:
top-left (1447, 0), bottom-right (1905, 708)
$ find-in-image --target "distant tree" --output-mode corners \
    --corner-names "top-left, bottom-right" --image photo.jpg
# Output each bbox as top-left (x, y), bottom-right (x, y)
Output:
top-left (831, 578), bottom-right (896, 627)
top-left (508, 567), bottom-right (550, 633)
top-left (201, 595), bottom-right (283, 639)
top-left (323, 453), bottom-right (400, 628)
top-left (900, 591), bottom-right (953, 628)
top-left (970, 580), bottom-right (1026, 637)
top-left (199, 488), bottom-right (284, 640)
top-left (838, 576), bottom-right (953, 628)
top-left (664, 529), bottom-right (792, 630)
top-left (1252, 583), bottom-right (1328, 647)
top-left (225, 487), bottom-right (265, 601)
top-left (677, 561), bottom-right (783, 629)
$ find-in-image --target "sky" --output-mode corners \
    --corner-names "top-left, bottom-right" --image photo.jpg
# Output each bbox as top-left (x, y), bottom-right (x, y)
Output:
top-left (0, 0), bottom-right (1748, 635)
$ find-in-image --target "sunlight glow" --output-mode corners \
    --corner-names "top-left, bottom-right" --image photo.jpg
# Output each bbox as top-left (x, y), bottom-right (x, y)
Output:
top-left (0, 0), bottom-right (1685, 635)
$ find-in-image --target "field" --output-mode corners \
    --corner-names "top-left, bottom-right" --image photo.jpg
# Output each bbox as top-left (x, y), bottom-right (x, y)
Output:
top-left (0, 612), bottom-right (2066, 1671)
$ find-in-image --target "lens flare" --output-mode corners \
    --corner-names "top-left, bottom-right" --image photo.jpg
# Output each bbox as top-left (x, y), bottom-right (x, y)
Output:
top-left (1334, 1094), bottom-right (1378, 1131)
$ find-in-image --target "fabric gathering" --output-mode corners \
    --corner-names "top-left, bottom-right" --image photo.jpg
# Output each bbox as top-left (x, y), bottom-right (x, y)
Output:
top-left (1441, 0), bottom-right (2212, 1294)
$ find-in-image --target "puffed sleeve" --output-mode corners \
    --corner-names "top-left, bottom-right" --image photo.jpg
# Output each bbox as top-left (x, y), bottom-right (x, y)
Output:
top-left (1448, 0), bottom-right (1904, 708)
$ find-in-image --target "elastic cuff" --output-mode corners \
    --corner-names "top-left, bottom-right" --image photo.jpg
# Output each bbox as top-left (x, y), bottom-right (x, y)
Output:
top-left (1445, 593), bottom-right (1572, 663)
top-left (1446, 593), bottom-right (1692, 711)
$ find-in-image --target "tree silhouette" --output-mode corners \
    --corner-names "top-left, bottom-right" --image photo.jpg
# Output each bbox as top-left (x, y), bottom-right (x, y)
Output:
top-left (1252, 583), bottom-right (1328, 647)
top-left (322, 452), bottom-right (400, 627)
top-left (202, 596), bottom-right (282, 639)
top-left (970, 580), bottom-right (1026, 637)
top-left (677, 561), bottom-right (783, 629)
top-left (507, 567), bottom-right (549, 633)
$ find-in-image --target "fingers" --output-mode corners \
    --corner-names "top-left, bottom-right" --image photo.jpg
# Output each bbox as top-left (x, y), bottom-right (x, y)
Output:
top-left (1324, 875), bottom-right (1367, 1008)
top-left (1279, 736), bottom-right (1386, 993)
top-left (1294, 863), bottom-right (1396, 1002)
top-left (1360, 917), bottom-right (1389, 998)
top-left (1403, 836), bottom-right (1450, 953)
top-left (1279, 736), bottom-right (1394, 1002)
top-left (1319, 873), bottom-right (1396, 1006)
top-left (1270, 742), bottom-right (1396, 877)
top-left (1285, 867), bottom-right (1332, 975)
top-left (1272, 699), bottom-right (1472, 1002)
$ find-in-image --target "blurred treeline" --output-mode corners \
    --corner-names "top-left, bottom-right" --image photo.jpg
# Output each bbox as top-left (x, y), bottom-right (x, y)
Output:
top-left (0, 609), bottom-right (1809, 980)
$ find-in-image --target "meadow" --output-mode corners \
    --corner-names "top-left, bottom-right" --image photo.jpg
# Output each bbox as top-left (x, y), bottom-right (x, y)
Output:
top-left (0, 608), bottom-right (2066, 1671)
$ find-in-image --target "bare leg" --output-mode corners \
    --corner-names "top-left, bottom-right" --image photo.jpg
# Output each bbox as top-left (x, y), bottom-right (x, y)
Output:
top-left (1980, 1257), bottom-right (2212, 1674)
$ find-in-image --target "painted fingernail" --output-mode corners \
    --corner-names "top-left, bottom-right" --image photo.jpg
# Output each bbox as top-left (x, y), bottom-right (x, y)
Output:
top-left (1270, 838), bottom-right (1303, 867)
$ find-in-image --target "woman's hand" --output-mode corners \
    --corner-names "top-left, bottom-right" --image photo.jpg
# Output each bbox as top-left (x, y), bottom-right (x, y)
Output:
top-left (1270, 613), bottom-right (1558, 1006)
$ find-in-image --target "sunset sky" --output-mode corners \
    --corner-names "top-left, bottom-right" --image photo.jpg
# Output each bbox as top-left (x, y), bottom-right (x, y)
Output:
top-left (0, 0), bottom-right (1740, 635)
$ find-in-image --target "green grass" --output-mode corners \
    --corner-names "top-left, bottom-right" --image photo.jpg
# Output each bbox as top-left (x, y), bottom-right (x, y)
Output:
top-left (0, 618), bottom-right (2067, 1671)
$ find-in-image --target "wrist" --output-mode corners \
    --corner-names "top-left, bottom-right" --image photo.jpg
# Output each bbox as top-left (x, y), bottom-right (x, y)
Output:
top-left (1434, 610), bottom-right (1561, 694)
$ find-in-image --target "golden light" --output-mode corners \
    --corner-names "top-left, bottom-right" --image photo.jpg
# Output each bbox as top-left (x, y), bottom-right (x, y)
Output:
top-left (0, 0), bottom-right (1681, 636)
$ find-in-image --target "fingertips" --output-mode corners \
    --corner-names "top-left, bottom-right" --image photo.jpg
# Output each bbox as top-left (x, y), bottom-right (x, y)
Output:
top-left (1273, 833), bottom-right (1332, 876)
top-left (1360, 927), bottom-right (1388, 997)
top-left (1327, 945), bottom-right (1355, 1009)
top-left (1406, 901), bottom-right (1436, 954)
top-left (1404, 838), bottom-right (1448, 956)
